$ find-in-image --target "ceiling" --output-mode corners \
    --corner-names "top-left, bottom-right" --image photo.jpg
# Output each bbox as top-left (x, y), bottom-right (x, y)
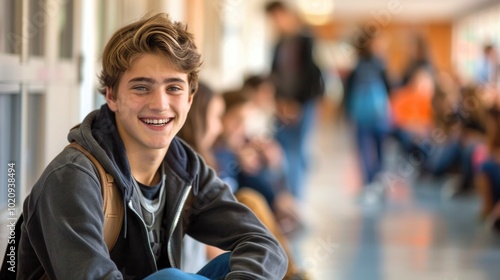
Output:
top-left (299, 0), bottom-right (499, 22)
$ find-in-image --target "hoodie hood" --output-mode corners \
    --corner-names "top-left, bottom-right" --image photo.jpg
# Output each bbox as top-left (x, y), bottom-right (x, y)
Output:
top-left (67, 104), bottom-right (199, 202)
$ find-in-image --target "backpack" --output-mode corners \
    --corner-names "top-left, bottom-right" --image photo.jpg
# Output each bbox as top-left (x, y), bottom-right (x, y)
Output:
top-left (346, 59), bottom-right (390, 128)
top-left (0, 142), bottom-right (124, 279)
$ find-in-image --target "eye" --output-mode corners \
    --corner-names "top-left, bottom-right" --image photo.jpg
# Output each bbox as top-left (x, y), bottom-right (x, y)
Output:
top-left (132, 85), bottom-right (149, 92)
top-left (167, 86), bottom-right (183, 94)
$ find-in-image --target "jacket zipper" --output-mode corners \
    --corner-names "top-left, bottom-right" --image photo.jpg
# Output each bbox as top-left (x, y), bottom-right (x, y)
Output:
top-left (167, 185), bottom-right (192, 268)
top-left (127, 200), bottom-right (158, 272)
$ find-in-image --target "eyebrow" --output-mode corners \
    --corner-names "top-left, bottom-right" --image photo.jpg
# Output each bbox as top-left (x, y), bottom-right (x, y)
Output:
top-left (128, 77), bottom-right (187, 85)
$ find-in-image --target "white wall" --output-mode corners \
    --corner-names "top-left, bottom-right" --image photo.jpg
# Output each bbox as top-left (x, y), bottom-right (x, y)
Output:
top-left (199, 0), bottom-right (271, 92)
top-left (453, 2), bottom-right (500, 83)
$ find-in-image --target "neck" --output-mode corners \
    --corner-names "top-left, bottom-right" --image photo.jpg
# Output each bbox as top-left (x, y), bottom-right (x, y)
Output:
top-left (128, 147), bottom-right (166, 186)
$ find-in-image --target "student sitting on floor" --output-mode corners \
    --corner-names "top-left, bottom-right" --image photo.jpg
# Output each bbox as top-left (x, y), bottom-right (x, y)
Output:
top-left (242, 75), bottom-right (301, 232)
top-left (476, 104), bottom-right (500, 231)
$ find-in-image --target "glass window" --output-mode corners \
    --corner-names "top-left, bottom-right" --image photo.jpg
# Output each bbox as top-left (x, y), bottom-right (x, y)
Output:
top-left (0, 92), bottom-right (21, 209)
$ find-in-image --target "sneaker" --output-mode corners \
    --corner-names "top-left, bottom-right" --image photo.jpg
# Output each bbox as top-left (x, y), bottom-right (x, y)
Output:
top-left (441, 175), bottom-right (464, 199)
top-left (359, 182), bottom-right (385, 206)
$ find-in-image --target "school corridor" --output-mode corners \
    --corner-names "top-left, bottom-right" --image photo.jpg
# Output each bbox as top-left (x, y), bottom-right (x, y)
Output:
top-left (2, 0), bottom-right (500, 279)
top-left (294, 116), bottom-right (500, 280)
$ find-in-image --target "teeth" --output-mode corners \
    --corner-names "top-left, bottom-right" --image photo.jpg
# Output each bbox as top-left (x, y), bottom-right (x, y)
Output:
top-left (141, 118), bottom-right (170, 125)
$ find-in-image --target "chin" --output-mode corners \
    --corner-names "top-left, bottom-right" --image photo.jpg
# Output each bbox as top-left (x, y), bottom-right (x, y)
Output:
top-left (146, 139), bottom-right (172, 150)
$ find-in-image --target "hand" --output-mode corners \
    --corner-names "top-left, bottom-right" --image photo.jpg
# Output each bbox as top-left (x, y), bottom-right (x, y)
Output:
top-left (273, 192), bottom-right (301, 234)
top-left (261, 141), bottom-right (283, 170)
top-left (237, 146), bottom-right (262, 174)
top-left (248, 138), bottom-right (283, 170)
top-left (276, 99), bottom-right (302, 125)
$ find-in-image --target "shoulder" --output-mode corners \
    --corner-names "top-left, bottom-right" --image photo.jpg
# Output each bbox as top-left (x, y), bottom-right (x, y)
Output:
top-left (23, 147), bottom-right (102, 223)
top-left (44, 147), bottom-right (101, 186)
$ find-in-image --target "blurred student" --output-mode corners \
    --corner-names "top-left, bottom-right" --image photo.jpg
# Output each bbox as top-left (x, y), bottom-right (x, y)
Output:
top-left (476, 105), bottom-right (500, 232)
top-left (343, 31), bottom-right (391, 198)
top-left (423, 75), bottom-right (462, 178)
top-left (391, 68), bottom-right (435, 155)
top-left (214, 89), bottom-right (300, 230)
top-left (242, 75), bottom-right (300, 227)
top-left (476, 44), bottom-right (498, 86)
top-left (178, 83), bottom-right (308, 280)
top-left (265, 1), bottom-right (324, 199)
top-left (401, 34), bottom-right (434, 87)
top-left (214, 90), bottom-right (270, 199)
top-left (453, 85), bottom-right (490, 195)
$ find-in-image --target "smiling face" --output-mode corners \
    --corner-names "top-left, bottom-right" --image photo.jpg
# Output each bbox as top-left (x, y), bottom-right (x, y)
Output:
top-left (106, 53), bottom-right (193, 153)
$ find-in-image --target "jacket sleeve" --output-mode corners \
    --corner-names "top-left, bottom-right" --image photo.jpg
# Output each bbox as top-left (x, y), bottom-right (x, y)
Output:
top-left (21, 163), bottom-right (123, 280)
top-left (185, 157), bottom-right (288, 280)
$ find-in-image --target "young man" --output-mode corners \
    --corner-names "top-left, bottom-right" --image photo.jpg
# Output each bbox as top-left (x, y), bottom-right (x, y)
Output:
top-left (15, 13), bottom-right (287, 279)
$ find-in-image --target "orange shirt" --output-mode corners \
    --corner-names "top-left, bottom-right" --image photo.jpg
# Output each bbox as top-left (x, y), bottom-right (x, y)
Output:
top-left (391, 86), bottom-right (434, 132)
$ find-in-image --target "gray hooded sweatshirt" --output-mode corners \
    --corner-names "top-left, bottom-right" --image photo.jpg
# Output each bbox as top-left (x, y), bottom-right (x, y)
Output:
top-left (14, 105), bottom-right (287, 279)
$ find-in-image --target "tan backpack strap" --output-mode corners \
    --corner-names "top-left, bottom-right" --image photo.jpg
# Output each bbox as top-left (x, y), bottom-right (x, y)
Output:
top-left (66, 142), bottom-right (124, 251)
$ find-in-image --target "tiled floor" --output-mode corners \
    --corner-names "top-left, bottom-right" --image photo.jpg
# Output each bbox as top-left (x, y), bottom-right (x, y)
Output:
top-left (293, 119), bottom-right (500, 280)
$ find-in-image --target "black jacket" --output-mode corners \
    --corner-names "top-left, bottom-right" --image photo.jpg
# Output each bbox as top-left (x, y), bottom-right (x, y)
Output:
top-left (271, 31), bottom-right (324, 104)
top-left (11, 105), bottom-right (287, 279)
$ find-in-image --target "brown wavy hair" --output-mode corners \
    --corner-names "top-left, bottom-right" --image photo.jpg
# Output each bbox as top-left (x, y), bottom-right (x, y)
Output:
top-left (98, 13), bottom-right (202, 96)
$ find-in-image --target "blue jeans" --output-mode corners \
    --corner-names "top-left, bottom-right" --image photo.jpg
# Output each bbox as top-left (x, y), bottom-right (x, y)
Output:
top-left (276, 100), bottom-right (317, 199)
top-left (355, 125), bottom-right (386, 185)
top-left (144, 252), bottom-right (230, 280)
top-left (482, 159), bottom-right (500, 204)
top-left (423, 138), bottom-right (461, 176)
top-left (238, 169), bottom-right (277, 209)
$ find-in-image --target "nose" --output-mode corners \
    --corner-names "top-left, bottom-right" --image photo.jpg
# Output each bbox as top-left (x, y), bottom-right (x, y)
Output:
top-left (148, 87), bottom-right (170, 112)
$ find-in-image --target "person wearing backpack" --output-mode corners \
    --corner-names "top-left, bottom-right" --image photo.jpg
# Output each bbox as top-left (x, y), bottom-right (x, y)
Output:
top-left (343, 30), bottom-right (391, 202)
top-left (265, 1), bottom-right (325, 200)
top-left (4, 13), bottom-right (287, 280)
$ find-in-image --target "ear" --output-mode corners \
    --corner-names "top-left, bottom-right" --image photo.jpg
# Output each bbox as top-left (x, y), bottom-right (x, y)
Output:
top-left (105, 87), bottom-right (118, 112)
top-left (187, 91), bottom-right (194, 106)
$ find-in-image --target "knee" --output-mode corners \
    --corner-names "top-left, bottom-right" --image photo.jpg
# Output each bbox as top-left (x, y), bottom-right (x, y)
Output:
top-left (144, 268), bottom-right (186, 280)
